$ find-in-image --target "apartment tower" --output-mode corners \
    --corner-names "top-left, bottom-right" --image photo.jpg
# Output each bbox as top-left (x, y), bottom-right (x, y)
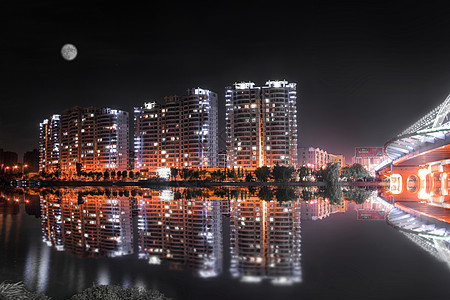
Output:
top-left (39, 114), bottom-right (61, 173)
top-left (226, 80), bottom-right (298, 169)
top-left (59, 107), bottom-right (129, 176)
top-left (134, 88), bottom-right (218, 175)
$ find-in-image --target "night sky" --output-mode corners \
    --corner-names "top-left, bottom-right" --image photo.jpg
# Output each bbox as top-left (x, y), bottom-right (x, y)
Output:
top-left (3, 1), bottom-right (450, 161)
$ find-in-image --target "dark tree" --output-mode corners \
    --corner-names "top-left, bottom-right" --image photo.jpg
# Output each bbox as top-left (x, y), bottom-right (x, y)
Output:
top-left (275, 187), bottom-right (297, 202)
top-left (254, 166), bottom-right (271, 182)
top-left (257, 186), bottom-right (274, 201)
top-left (170, 168), bottom-right (178, 180)
top-left (272, 164), bottom-right (295, 182)
top-left (245, 172), bottom-right (254, 182)
top-left (76, 163), bottom-right (83, 177)
top-left (343, 188), bottom-right (372, 204)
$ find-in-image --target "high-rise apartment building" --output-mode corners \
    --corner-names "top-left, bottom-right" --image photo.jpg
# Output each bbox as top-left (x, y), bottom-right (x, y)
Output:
top-left (226, 80), bottom-right (298, 169)
top-left (39, 114), bottom-right (61, 173)
top-left (134, 88), bottom-right (218, 175)
top-left (59, 107), bottom-right (129, 176)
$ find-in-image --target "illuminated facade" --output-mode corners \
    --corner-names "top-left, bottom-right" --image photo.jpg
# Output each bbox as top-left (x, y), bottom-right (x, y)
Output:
top-left (137, 189), bottom-right (223, 277)
top-left (39, 114), bottom-right (61, 173)
top-left (229, 196), bottom-right (302, 284)
top-left (59, 107), bottom-right (129, 176)
top-left (134, 88), bottom-right (218, 175)
top-left (226, 80), bottom-right (298, 169)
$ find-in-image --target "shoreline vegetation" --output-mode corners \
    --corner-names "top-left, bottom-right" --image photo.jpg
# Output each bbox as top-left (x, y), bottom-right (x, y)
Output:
top-left (34, 180), bottom-right (383, 187)
top-left (2, 163), bottom-right (385, 188)
top-left (0, 281), bottom-right (170, 300)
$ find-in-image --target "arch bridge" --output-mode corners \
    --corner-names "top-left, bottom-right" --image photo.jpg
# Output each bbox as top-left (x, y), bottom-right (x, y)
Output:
top-left (376, 93), bottom-right (450, 201)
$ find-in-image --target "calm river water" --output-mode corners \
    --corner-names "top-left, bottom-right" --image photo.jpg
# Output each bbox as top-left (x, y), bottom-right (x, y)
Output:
top-left (0, 186), bottom-right (450, 299)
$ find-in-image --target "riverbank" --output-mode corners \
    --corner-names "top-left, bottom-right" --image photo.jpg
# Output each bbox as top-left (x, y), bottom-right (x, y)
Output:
top-left (22, 179), bottom-right (384, 188)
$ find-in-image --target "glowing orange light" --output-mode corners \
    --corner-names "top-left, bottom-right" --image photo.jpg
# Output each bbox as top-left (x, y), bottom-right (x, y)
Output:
top-left (390, 174), bottom-right (402, 194)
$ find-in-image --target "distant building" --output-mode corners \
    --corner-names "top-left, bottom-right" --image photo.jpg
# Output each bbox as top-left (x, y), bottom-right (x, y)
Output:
top-left (298, 147), bottom-right (329, 169)
top-left (59, 107), bottom-right (129, 176)
top-left (334, 154), bottom-right (346, 168)
top-left (226, 80), bottom-right (298, 169)
top-left (134, 88), bottom-right (218, 175)
top-left (23, 149), bottom-right (39, 173)
top-left (0, 149), bottom-right (18, 167)
top-left (299, 146), bottom-right (345, 169)
top-left (0, 149), bottom-right (14, 169)
top-left (352, 147), bottom-right (385, 172)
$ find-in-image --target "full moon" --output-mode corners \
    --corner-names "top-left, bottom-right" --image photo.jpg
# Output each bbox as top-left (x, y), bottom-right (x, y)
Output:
top-left (61, 44), bottom-right (77, 61)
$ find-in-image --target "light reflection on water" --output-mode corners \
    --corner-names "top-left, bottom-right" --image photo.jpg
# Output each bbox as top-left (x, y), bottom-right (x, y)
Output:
top-left (18, 187), bottom-right (372, 287)
top-left (4, 186), bottom-right (450, 299)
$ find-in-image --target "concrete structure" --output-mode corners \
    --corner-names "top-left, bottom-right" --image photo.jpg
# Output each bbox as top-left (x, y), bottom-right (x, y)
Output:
top-left (226, 80), bottom-right (298, 169)
top-left (39, 115), bottom-right (61, 173)
top-left (59, 107), bottom-right (129, 176)
top-left (134, 88), bottom-right (218, 176)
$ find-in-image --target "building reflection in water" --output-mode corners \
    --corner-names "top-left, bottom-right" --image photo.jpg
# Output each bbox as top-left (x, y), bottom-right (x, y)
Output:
top-left (3, 187), bottom-right (374, 287)
top-left (40, 189), bottom-right (134, 257)
top-left (229, 190), bottom-right (302, 285)
top-left (137, 189), bottom-right (223, 278)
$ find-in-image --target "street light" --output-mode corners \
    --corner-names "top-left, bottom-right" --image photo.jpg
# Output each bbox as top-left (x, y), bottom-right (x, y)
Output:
top-left (22, 164), bottom-right (28, 179)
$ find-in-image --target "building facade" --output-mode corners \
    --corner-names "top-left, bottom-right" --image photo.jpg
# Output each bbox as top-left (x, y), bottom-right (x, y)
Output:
top-left (226, 80), bottom-right (298, 169)
top-left (23, 149), bottom-right (40, 173)
top-left (134, 88), bottom-right (218, 175)
top-left (299, 146), bottom-right (345, 169)
top-left (39, 114), bottom-right (61, 173)
top-left (352, 147), bottom-right (385, 173)
top-left (59, 107), bottom-right (129, 176)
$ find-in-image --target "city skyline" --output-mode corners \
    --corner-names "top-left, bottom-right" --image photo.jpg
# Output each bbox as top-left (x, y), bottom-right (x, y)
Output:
top-left (3, 1), bottom-right (450, 161)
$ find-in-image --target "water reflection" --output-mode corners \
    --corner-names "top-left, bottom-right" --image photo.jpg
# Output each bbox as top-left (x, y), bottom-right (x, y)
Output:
top-left (0, 186), bottom-right (377, 291)
top-left (229, 196), bottom-right (302, 284)
top-left (138, 189), bottom-right (223, 278)
top-left (41, 189), bottom-right (134, 257)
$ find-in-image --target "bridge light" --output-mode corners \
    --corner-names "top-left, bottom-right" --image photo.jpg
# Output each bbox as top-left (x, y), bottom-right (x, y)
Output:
top-left (390, 174), bottom-right (403, 194)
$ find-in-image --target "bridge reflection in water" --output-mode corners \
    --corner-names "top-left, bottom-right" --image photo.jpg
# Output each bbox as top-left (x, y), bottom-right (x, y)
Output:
top-left (376, 196), bottom-right (450, 269)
